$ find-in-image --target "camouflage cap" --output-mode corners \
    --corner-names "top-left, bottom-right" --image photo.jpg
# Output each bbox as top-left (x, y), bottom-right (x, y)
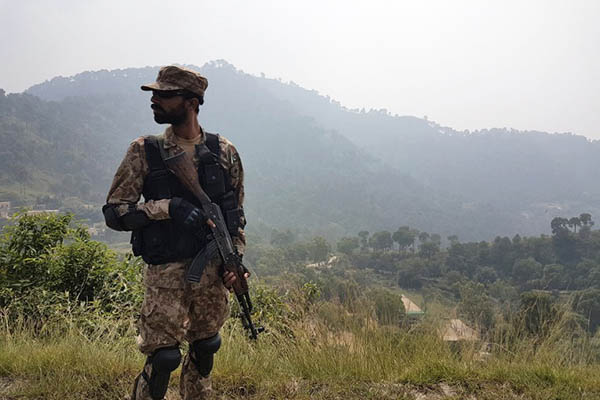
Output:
top-left (141, 65), bottom-right (208, 98)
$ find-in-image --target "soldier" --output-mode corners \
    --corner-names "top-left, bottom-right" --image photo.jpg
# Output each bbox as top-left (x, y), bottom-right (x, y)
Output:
top-left (103, 65), bottom-right (247, 399)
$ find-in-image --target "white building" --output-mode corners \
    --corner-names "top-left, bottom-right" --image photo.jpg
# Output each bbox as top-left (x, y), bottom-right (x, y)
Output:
top-left (442, 319), bottom-right (479, 342)
top-left (0, 202), bottom-right (10, 218)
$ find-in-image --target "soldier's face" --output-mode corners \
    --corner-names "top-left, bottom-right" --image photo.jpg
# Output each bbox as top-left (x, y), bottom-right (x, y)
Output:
top-left (151, 91), bottom-right (188, 125)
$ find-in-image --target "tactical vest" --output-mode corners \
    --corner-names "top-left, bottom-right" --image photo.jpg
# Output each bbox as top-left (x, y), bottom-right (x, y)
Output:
top-left (131, 133), bottom-right (245, 265)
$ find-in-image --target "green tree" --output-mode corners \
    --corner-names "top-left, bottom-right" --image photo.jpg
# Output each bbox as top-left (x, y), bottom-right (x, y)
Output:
top-left (369, 231), bottom-right (393, 251)
top-left (255, 247), bottom-right (287, 275)
top-left (474, 266), bottom-right (497, 284)
top-left (551, 217), bottom-right (578, 264)
top-left (579, 213), bottom-right (594, 239)
top-left (447, 235), bottom-right (459, 244)
top-left (572, 259), bottom-right (597, 289)
top-left (542, 263), bottom-right (567, 290)
top-left (551, 217), bottom-right (570, 235)
top-left (270, 229), bottom-right (295, 247)
top-left (419, 241), bottom-right (439, 258)
top-left (1, 212), bottom-right (76, 288)
top-left (458, 281), bottom-right (495, 331)
top-left (336, 236), bottom-right (360, 256)
top-left (0, 213), bottom-right (140, 315)
top-left (397, 258), bottom-right (425, 289)
top-left (358, 231), bottom-right (370, 250)
top-left (568, 217), bottom-right (581, 233)
top-left (579, 213), bottom-right (593, 227)
top-left (512, 257), bottom-right (542, 284)
top-left (392, 226), bottom-right (416, 251)
top-left (307, 236), bottom-right (331, 262)
top-left (283, 242), bottom-right (309, 263)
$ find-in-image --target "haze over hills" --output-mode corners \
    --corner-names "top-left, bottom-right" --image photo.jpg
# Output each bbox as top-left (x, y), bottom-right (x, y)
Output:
top-left (1, 60), bottom-right (598, 240)
top-left (4, 62), bottom-right (446, 239)
top-left (253, 72), bottom-right (600, 207)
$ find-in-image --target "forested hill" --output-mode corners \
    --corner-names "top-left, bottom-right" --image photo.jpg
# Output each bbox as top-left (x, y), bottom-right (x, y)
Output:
top-left (251, 73), bottom-right (600, 207)
top-left (3, 63), bottom-right (456, 239)
top-left (0, 60), bottom-right (598, 240)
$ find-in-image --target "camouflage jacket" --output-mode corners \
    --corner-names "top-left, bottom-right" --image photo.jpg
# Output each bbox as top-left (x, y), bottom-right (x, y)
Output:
top-left (106, 125), bottom-right (246, 255)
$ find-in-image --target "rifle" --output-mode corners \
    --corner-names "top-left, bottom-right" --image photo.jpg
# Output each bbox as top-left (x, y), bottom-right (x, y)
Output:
top-left (163, 150), bottom-right (262, 340)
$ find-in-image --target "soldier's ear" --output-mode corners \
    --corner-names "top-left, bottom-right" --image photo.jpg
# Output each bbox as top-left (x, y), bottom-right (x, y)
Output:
top-left (186, 97), bottom-right (200, 113)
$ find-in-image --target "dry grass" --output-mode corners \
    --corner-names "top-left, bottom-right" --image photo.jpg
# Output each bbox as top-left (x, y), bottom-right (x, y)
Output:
top-left (0, 303), bottom-right (599, 399)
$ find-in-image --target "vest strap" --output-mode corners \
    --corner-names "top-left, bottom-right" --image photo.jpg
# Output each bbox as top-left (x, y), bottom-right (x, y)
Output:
top-left (144, 136), bottom-right (166, 171)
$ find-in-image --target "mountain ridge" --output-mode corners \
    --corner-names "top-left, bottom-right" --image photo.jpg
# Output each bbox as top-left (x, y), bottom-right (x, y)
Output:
top-left (0, 60), bottom-right (597, 240)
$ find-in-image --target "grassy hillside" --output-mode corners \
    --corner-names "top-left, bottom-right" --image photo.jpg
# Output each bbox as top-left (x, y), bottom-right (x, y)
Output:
top-left (2, 314), bottom-right (599, 399)
top-left (1, 214), bottom-right (600, 399)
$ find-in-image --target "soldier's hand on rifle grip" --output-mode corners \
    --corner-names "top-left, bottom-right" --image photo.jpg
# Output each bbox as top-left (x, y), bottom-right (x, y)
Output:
top-left (223, 270), bottom-right (251, 293)
top-left (169, 197), bottom-right (208, 229)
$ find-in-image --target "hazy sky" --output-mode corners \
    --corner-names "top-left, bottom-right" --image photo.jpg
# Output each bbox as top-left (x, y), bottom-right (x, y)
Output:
top-left (1, 0), bottom-right (599, 138)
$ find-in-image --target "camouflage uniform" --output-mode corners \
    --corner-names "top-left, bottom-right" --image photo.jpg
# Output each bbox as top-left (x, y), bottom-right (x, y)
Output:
top-left (106, 125), bottom-right (245, 399)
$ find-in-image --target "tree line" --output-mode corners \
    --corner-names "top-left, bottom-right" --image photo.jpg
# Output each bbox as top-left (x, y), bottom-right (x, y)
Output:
top-left (245, 213), bottom-right (600, 337)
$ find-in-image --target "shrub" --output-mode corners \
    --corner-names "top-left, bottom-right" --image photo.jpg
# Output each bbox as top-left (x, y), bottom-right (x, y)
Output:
top-left (0, 213), bottom-right (143, 329)
top-left (368, 288), bottom-right (406, 326)
top-left (519, 291), bottom-right (557, 337)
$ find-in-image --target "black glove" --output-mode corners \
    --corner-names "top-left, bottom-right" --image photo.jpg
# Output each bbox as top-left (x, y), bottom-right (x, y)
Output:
top-left (169, 197), bottom-right (207, 229)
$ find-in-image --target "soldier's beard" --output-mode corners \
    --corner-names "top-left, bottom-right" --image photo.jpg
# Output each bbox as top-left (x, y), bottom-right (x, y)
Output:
top-left (153, 106), bottom-right (187, 125)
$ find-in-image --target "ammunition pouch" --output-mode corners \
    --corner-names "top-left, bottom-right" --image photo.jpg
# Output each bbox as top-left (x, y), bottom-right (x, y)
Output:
top-left (201, 163), bottom-right (226, 197)
top-left (225, 207), bottom-right (245, 235)
top-left (132, 221), bottom-right (206, 265)
top-left (219, 191), bottom-right (245, 237)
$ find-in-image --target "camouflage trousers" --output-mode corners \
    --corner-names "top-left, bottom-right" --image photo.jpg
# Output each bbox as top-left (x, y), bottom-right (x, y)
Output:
top-left (132, 257), bottom-right (230, 400)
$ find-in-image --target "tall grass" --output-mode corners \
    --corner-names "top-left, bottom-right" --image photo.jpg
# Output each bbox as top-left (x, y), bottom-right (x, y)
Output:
top-left (1, 290), bottom-right (599, 399)
top-left (0, 311), bottom-right (141, 399)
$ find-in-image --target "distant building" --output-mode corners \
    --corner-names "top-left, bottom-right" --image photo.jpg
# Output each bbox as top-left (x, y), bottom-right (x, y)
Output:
top-left (0, 202), bottom-right (10, 218)
top-left (306, 256), bottom-right (339, 269)
top-left (25, 210), bottom-right (60, 216)
top-left (442, 319), bottom-right (479, 342)
top-left (88, 223), bottom-right (106, 237)
top-left (401, 295), bottom-right (425, 317)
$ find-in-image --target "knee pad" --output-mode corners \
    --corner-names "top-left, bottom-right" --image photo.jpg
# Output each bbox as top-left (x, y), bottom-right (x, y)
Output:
top-left (191, 333), bottom-right (221, 377)
top-left (147, 346), bottom-right (181, 400)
